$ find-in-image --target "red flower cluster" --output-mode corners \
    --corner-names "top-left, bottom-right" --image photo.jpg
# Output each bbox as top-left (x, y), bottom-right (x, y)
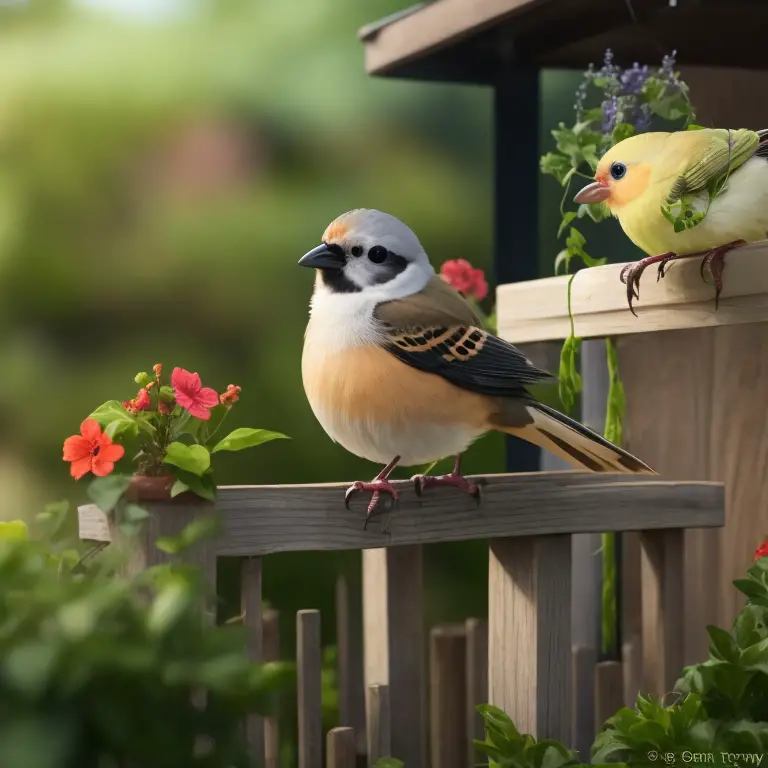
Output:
top-left (171, 367), bottom-right (219, 421)
top-left (63, 419), bottom-right (125, 480)
top-left (220, 384), bottom-right (241, 407)
top-left (755, 540), bottom-right (768, 561)
top-left (123, 388), bottom-right (151, 414)
top-left (439, 259), bottom-right (488, 302)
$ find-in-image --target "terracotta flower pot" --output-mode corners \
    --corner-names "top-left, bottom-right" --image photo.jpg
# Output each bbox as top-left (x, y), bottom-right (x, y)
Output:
top-left (126, 474), bottom-right (175, 502)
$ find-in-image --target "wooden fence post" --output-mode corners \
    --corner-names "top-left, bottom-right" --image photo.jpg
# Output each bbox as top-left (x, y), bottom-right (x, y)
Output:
top-left (297, 609), bottom-right (322, 768)
top-left (640, 529), bottom-right (684, 698)
top-left (363, 546), bottom-right (425, 766)
top-left (242, 557), bottom-right (264, 763)
top-left (489, 535), bottom-right (572, 743)
top-left (465, 617), bottom-right (488, 767)
top-left (366, 683), bottom-right (391, 766)
top-left (327, 727), bottom-right (356, 768)
top-left (571, 645), bottom-right (596, 760)
top-left (430, 624), bottom-right (467, 768)
top-left (262, 609), bottom-right (280, 768)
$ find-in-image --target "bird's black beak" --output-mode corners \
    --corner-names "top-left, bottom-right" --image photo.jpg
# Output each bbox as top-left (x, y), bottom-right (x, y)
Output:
top-left (298, 243), bottom-right (345, 270)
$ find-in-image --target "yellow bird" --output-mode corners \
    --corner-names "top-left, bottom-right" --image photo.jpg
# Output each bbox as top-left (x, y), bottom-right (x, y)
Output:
top-left (574, 128), bottom-right (768, 313)
top-left (299, 209), bottom-right (654, 527)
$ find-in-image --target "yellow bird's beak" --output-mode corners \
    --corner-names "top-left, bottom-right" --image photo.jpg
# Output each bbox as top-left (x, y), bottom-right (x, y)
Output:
top-left (574, 181), bottom-right (611, 204)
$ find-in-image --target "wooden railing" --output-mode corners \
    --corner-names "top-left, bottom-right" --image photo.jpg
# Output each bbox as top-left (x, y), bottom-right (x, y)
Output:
top-left (78, 471), bottom-right (724, 767)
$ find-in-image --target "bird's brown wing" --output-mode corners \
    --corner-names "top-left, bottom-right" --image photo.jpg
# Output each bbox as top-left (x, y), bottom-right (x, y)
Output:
top-left (374, 276), bottom-right (554, 398)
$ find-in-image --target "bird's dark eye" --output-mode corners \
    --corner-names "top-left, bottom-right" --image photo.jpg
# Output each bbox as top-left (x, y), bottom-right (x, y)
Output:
top-left (350, 245), bottom-right (363, 257)
top-left (368, 245), bottom-right (388, 264)
top-left (610, 162), bottom-right (627, 180)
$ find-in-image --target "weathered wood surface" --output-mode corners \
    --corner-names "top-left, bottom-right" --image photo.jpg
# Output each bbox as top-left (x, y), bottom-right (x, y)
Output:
top-left (595, 661), bottom-right (624, 726)
top-left (366, 683), bottom-right (391, 766)
top-left (496, 242), bottom-right (768, 343)
top-left (571, 646), bottom-right (597, 760)
top-left (262, 609), bottom-right (280, 768)
top-left (241, 558), bottom-right (264, 762)
top-left (79, 473), bottom-right (724, 554)
top-left (430, 624), bottom-right (467, 768)
top-left (465, 618), bottom-right (488, 768)
top-left (297, 610), bottom-right (322, 768)
top-left (326, 727), bottom-right (356, 768)
top-left (489, 535), bottom-right (572, 744)
top-left (363, 546), bottom-right (426, 767)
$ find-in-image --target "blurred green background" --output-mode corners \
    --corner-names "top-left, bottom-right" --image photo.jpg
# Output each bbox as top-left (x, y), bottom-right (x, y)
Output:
top-left (0, 0), bottom-right (634, 752)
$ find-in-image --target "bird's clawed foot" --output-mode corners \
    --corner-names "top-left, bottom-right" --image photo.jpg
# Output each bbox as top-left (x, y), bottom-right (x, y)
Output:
top-left (345, 455), bottom-right (401, 530)
top-left (411, 455), bottom-right (480, 503)
top-left (699, 239), bottom-right (746, 309)
top-left (619, 251), bottom-right (676, 316)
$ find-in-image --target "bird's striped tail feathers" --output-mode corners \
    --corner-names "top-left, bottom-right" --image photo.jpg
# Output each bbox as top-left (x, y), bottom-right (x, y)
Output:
top-left (501, 403), bottom-right (655, 474)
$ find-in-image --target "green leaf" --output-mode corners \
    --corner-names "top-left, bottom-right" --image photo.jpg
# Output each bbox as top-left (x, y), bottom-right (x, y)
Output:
top-left (89, 400), bottom-right (133, 427)
top-left (163, 442), bottom-right (211, 476)
top-left (740, 637), bottom-right (768, 667)
top-left (0, 520), bottom-right (29, 540)
top-left (105, 417), bottom-right (139, 440)
top-left (554, 249), bottom-right (571, 276)
top-left (87, 474), bottom-right (132, 513)
top-left (687, 124), bottom-right (706, 131)
top-left (156, 515), bottom-right (222, 555)
top-left (612, 122), bottom-right (635, 145)
top-left (211, 428), bottom-right (289, 454)
top-left (147, 579), bottom-right (192, 634)
top-left (373, 760), bottom-right (404, 768)
top-left (557, 212), bottom-right (578, 238)
top-left (168, 468), bottom-right (217, 502)
top-left (734, 578), bottom-right (768, 601)
top-left (707, 625), bottom-right (739, 663)
top-left (581, 201), bottom-right (610, 223)
top-left (540, 151), bottom-right (574, 185)
top-left (558, 333), bottom-right (583, 415)
top-left (198, 403), bottom-right (229, 445)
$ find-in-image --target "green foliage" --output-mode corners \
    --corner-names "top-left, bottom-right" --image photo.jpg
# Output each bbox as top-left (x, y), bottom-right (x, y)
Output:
top-left (373, 760), bottom-right (404, 768)
top-left (0, 503), bottom-right (293, 768)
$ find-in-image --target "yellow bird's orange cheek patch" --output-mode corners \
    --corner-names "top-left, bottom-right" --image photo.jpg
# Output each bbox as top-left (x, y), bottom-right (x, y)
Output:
top-left (323, 220), bottom-right (349, 242)
top-left (610, 163), bottom-right (652, 209)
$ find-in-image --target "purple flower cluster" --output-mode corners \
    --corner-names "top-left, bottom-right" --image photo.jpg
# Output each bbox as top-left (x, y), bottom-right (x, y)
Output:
top-left (574, 48), bottom-right (688, 140)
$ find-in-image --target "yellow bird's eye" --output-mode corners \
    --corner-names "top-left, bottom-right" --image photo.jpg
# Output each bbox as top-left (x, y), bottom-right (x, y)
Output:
top-left (610, 162), bottom-right (627, 180)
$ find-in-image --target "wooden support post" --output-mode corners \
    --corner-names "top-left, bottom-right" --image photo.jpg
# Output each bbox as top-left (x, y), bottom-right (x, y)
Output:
top-left (640, 530), bottom-right (684, 697)
top-left (571, 646), bottom-right (596, 760)
top-left (594, 661), bottom-right (624, 726)
top-left (366, 683), bottom-right (391, 766)
top-left (262, 609), bottom-right (280, 768)
top-left (430, 624), bottom-right (467, 768)
top-left (465, 618), bottom-right (488, 768)
top-left (489, 535), bottom-right (572, 743)
top-left (297, 609), bottom-right (322, 768)
top-left (363, 546), bottom-right (425, 767)
top-left (622, 635), bottom-right (641, 707)
top-left (242, 557), bottom-right (264, 763)
top-left (327, 727), bottom-right (356, 768)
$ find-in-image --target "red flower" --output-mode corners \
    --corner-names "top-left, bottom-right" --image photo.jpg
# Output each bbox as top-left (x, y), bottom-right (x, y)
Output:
top-left (754, 540), bottom-right (768, 561)
top-left (123, 388), bottom-right (151, 414)
top-left (439, 259), bottom-right (488, 302)
top-left (63, 418), bottom-right (125, 480)
top-left (220, 384), bottom-right (241, 407)
top-left (171, 367), bottom-right (219, 421)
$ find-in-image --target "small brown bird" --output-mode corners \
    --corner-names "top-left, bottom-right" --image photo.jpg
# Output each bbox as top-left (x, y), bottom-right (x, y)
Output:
top-left (299, 209), bottom-right (654, 525)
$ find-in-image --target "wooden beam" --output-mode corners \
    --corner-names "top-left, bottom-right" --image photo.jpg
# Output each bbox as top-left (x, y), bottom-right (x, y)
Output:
top-left (326, 727), bottom-right (356, 768)
top-left (366, 683), bottom-right (392, 766)
top-left (242, 558), bottom-right (264, 763)
top-left (78, 474), bottom-right (725, 553)
top-left (496, 241), bottom-right (768, 344)
top-left (489, 535), bottom-right (572, 743)
top-left (465, 618), bottom-right (488, 768)
top-left (297, 610), bottom-right (323, 768)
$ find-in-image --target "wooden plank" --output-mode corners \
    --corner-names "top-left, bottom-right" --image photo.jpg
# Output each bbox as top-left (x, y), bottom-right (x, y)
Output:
top-left (488, 535), bottom-right (572, 743)
top-left (262, 609), bottom-right (280, 768)
top-left (366, 683), bottom-right (391, 766)
top-left (594, 661), bottom-right (624, 726)
top-left (297, 610), bottom-right (322, 768)
top-left (242, 558), bottom-right (264, 763)
top-left (496, 241), bottom-right (768, 344)
top-left (360, 0), bottom-right (547, 76)
top-left (430, 624), bottom-right (467, 768)
top-left (640, 530), bottom-right (685, 698)
top-left (465, 618), bottom-right (488, 768)
top-left (363, 546), bottom-right (425, 767)
top-left (571, 646), bottom-right (596, 760)
top-left (78, 474), bottom-right (725, 554)
top-left (327, 727), bottom-right (356, 768)
top-left (622, 635), bottom-right (641, 707)
top-left (617, 329), bottom-right (717, 667)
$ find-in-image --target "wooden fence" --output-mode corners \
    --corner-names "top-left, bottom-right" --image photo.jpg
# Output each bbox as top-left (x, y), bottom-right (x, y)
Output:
top-left (79, 471), bottom-right (724, 767)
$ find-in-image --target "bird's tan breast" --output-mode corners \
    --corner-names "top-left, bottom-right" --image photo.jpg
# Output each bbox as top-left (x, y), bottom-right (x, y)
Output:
top-left (302, 344), bottom-right (492, 428)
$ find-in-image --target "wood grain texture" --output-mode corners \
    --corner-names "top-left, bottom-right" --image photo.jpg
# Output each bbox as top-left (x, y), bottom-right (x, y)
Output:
top-left (297, 610), bottom-right (322, 768)
top-left (262, 609), bottom-right (280, 768)
top-left (594, 661), bottom-right (624, 726)
top-left (489, 536), bottom-right (572, 743)
top-left (366, 683), bottom-right (391, 766)
top-left (429, 624), bottom-right (467, 768)
top-left (241, 558), bottom-right (264, 763)
top-left (496, 242), bottom-right (768, 343)
top-left (640, 530), bottom-right (684, 698)
top-left (622, 636), bottom-right (641, 707)
top-left (617, 329), bottom-right (718, 667)
top-left (572, 646), bottom-right (597, 760)
top-left (78, 473), bottom-right (725, 554)
top-left (465, 618), bottom-right (488, 768)
top-left (360, 0), bottom-right (544, 75)
top-left (362, 546), bottom-right (426, 768)
top-left (326, 727), bottom-right (356, 768)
